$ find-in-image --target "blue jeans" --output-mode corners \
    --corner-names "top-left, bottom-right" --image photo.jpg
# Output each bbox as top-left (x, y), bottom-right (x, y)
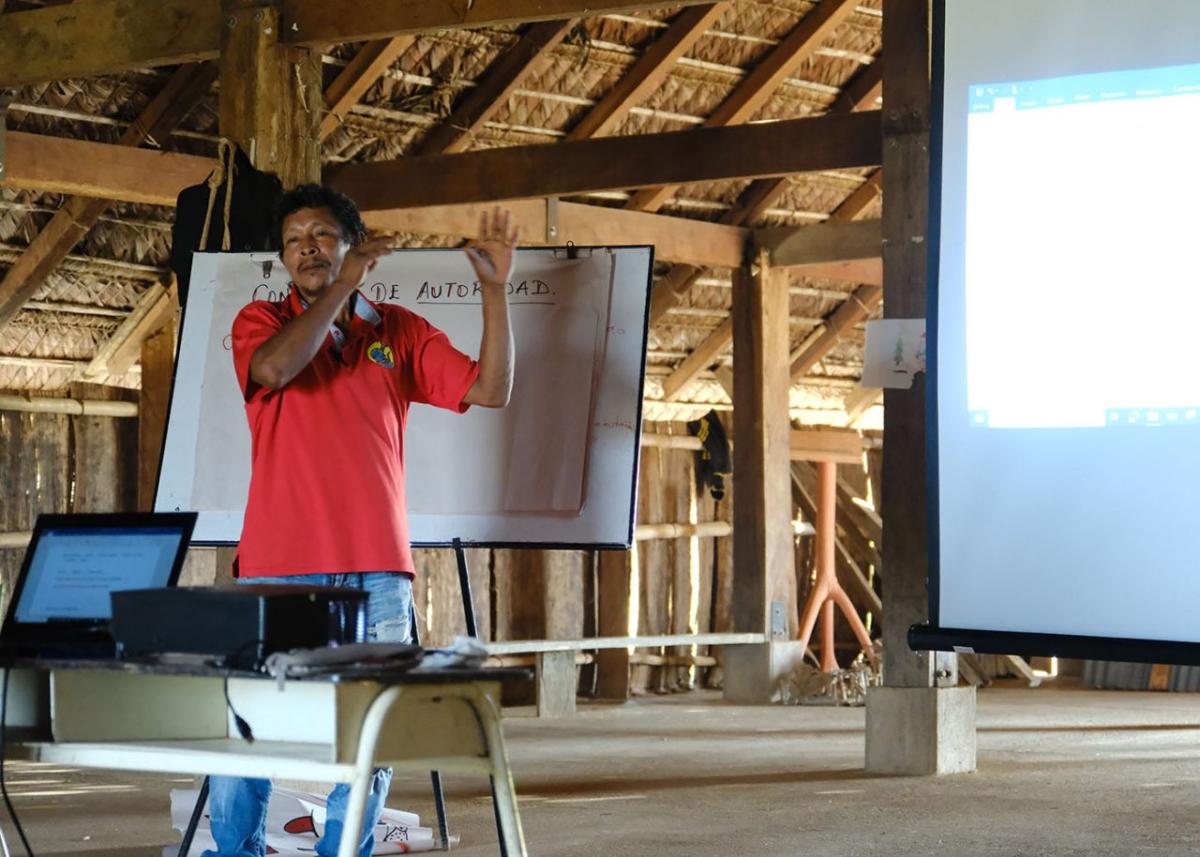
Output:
top-left (202, 572), bottom-right (414, 857)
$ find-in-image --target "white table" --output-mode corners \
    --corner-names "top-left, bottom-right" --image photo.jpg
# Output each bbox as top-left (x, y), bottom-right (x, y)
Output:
top-left (4, 661), bottom-right (528, 857)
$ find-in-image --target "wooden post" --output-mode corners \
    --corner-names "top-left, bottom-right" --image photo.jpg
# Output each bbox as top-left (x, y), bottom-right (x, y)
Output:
top-left (879, 0), bottom-right (937, 689)
top-left (731, 249), bottom-right (796, 636)
top-left (865, 0), bottom-right (975, 776)
top-left (213, 0), bottom-right (321, 584)
top-left (137, 323), bottom-right (175, 512)
top-left (219, 0), bottom-right (320, 188)
top-left (71, 383), bottom-right (138, 514)
top-left (594, 550), bottom-right (632, 699)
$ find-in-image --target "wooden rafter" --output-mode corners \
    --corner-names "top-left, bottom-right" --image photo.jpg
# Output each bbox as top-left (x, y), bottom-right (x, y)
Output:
top-left (0, 0), bottom-right (714, 87)
top-left (790, 282), bottom-right (882, 380)
top-left (415, 19), bottom-right (576, 156)
top-left (328, 110), bottom-right (881, 209)
top-left (81, 282), bottom-right (175, 380)
top-left (843, 384), bottom-right (883, 425)
top-left (566, 3), bottom-right (730, 141)
top-left (320, 37), bottom-right (414, 140)
top-left (0, 63), bottom-right (216, 332)
top-left (627, 0), bottom-right (860, 213)
top-left (660, 316), bottom-right (732, 400)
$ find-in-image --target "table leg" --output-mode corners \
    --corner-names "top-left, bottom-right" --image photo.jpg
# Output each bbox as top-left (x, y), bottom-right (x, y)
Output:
top-left (337, 686), bottom-right (405, 857)
top-left (475, 691), bottom-right (527, 857)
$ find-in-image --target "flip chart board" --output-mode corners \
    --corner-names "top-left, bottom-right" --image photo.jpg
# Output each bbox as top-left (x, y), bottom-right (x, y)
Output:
top-left (156, 247), bottom-right (652, 547)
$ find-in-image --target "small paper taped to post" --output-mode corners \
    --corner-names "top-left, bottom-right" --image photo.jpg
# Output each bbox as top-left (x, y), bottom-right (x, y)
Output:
top-left (861, 318), bottom-right (926, 389)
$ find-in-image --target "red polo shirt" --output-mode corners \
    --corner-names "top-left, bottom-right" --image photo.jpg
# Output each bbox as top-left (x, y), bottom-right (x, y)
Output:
top-left (231, 286), bottom-right (480, 577)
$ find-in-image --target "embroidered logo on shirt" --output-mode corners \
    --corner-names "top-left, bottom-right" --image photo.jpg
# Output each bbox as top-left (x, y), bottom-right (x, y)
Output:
top-left (368, 341), bottom-right (395, 369)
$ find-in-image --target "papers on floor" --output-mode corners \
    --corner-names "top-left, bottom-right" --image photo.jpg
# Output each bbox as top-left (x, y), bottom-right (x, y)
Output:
top-left (167, 786), bottom-right (451, 855)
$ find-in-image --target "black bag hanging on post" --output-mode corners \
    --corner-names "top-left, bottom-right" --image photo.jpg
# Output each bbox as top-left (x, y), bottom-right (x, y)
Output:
top-left (686, 409), bottom-right (732, 502)
top-left (169, 140), bottom-right (284, 308)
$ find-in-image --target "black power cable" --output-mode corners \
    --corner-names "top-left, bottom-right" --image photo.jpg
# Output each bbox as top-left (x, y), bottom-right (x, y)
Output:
top-left (0, 669), bottom-right (35, 856)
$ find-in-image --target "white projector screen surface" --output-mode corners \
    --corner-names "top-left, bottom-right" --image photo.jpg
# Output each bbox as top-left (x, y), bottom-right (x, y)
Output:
top-left (935, 0), bottom-right (1200, 645)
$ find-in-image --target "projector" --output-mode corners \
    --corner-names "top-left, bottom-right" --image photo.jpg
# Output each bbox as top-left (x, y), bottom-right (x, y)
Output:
top-left (111, 585), bottom-right (369, 669)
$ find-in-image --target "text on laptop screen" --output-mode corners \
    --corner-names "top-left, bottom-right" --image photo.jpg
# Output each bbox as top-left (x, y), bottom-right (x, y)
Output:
top-left (16, 527), bottom-right (185, 623)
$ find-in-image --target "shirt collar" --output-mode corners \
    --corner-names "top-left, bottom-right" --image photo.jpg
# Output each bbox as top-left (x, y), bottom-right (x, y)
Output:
top-left (287, 284), bottom-right (384, 328)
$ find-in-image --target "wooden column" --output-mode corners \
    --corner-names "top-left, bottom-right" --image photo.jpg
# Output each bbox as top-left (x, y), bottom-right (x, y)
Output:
top-left (219, 0), bottom-right (320, 188)
top-left (214, 0), bottom-right (321, 583)
top-left (731, 250), bottom-right (796, 635)
top-left (137, 323), bottom-right (175, 512)
top-left (71, 383), bottom-right (138, 514)
top-left (880, 0), bottom-right (937, 688)
top-left (594, 549), bottom-right (632, 699)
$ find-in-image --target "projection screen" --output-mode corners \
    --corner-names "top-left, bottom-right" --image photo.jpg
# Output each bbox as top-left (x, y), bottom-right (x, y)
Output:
top-left (915, 0), bottom-right (1200, 663)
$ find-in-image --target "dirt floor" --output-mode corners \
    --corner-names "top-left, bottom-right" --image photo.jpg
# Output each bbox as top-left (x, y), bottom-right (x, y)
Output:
top-left (7, 682), bottom-right (1200, 856)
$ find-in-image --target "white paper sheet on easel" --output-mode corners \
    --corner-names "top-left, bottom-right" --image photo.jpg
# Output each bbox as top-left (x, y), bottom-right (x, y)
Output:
top-left (502, 304), bottom-right (599, 514)
top-left (861, 318), bottom-right (926, 389)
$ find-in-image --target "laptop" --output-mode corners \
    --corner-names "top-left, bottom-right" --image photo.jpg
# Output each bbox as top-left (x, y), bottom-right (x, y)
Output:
top-left (0, 512), bottom-right (197, 660)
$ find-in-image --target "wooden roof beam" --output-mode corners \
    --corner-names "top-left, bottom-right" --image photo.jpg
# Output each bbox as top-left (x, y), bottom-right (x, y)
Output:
top-left (627, 0), bottom-right (860, 213)
top-left (0, 63), bottom-right (215, 332)
top-left (283, 0), bottom-right (710, 45)
top-left (362, 199), bottom-right (748, 269)
top-left (415, 19), bottom-right (576, 156)
top-left (0, 132), bottom-right (211, 205)
top-left (0, 0), bottom-right (714, 87)
top-left (756, 218), bottom-right (881, 272)
top-left (567, 3), bottom-right (730, 141)
top-left (0, 129), bottom-right (748, 268)
top-left (328, 110), bottom-right (882, 209)
top-left (320, 37), bottom-right (414, 140)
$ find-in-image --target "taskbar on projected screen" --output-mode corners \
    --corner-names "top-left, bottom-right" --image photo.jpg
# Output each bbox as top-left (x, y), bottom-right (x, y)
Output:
top-left (967, 407), bottom-right (1200, 429)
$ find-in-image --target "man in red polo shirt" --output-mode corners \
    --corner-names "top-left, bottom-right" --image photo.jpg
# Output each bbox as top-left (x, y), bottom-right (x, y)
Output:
top-left (205, 185), bottom-right (516, 857)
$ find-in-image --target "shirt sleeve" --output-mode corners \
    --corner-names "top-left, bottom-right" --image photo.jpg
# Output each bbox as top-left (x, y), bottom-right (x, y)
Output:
top-left (231, 302), bottom-right (285, 402)
top-left (406, 314), bottom-right (481, 413)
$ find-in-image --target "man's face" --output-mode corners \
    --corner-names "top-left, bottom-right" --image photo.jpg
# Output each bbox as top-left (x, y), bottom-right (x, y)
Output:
top-left (279, 206), bottom-right (351, 300)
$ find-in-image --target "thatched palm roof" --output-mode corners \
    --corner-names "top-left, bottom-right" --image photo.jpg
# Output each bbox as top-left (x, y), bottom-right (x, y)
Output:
top-left (0, 0), bottom-right (883, 428)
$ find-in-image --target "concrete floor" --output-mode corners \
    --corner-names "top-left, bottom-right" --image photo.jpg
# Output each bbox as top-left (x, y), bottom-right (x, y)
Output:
top-left (7, 682), bottom-right (1200, 856)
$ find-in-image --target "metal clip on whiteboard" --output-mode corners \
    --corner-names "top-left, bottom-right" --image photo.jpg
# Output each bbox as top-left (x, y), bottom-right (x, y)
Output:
top-left (246, 253), bottom-right (276, 279)
top-left (553, 243), bottom-right (587, 260)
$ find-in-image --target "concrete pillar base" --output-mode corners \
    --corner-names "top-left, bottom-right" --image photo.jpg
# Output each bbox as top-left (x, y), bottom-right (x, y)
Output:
top-left (722, 642), bottom-right (808, 703)
top-left (536, 651), bottom-right (577, 717)
top-left (865, 686), bottom-right (976, 775)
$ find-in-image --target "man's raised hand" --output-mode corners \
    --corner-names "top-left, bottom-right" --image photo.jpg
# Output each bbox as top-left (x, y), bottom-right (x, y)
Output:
top-left (465, 208), bottom-right (519, 287)
top-left (338, 233), bottom-right (397, 290)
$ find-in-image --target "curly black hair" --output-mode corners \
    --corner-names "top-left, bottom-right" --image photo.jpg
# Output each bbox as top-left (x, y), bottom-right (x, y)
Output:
top-left (273, 184), bottom-right (368, 251)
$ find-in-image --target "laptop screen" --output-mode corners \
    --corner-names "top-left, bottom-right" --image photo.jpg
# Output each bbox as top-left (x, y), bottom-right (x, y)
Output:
top-left (3, 513), bottom-right (196, 640)
top-left (16, 526), bottom-right (188, 623)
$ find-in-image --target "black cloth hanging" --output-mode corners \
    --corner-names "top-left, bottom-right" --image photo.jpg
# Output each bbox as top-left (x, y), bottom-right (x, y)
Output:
top-left (170, 141), bottom-right (284, 308)
top-left (686, 409), bottom-right (732, 502)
